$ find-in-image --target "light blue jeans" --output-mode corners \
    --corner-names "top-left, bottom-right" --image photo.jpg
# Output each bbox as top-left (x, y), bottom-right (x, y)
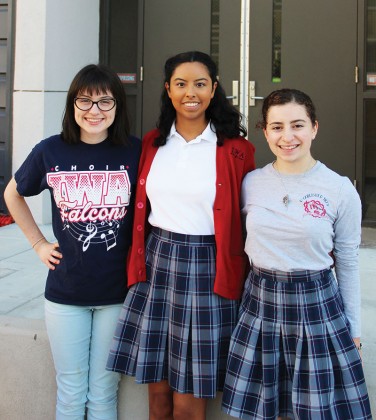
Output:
top-left (45, 300), bottom-right (122, 420)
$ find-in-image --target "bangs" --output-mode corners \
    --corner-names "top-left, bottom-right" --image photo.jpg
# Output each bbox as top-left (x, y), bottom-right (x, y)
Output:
top-left (77, 83), bottom-right (112, 97)
top-left (75, 71), bottom-right (113, 97)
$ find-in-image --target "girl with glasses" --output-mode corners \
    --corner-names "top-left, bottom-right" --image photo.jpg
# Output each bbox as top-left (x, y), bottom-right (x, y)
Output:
top-left (4, 64), bottom-right (141, 419)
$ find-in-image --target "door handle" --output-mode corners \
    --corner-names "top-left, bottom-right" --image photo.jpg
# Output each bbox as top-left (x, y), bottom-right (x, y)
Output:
top-left (249, 81), bottom-right (264, 106)
top-left (226, 81), bottom-right (238, 106)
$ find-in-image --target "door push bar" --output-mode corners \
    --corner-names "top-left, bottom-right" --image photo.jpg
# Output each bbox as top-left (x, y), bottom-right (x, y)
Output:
top-left (226, 80), bottom-right (264, 107)
top-left (226, 81), bottom-right (239, 106)
top-left (249, 81), bottom-right (264, 107)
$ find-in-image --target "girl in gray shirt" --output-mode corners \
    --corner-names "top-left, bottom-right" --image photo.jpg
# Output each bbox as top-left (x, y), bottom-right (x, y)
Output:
top-left (222, 88), bottom-right (372, 419)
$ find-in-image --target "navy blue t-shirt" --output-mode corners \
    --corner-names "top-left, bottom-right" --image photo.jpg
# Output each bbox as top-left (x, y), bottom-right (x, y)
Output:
top-left (15, 134), bottom-right (141, 306)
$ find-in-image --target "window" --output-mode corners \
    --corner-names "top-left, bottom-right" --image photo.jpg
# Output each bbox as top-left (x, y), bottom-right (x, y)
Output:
top-left (366, 0), bottom-right (376, 89)
top-left (272, 0), bottom-right (282, 82)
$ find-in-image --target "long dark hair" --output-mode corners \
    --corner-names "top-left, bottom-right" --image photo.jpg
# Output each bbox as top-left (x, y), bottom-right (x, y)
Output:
top-left (258, 88), bottom-right (317, 129)
top-left (155, 51), bottom-right (247, 146)
top-left (61, 64), bottom-right (130, 145)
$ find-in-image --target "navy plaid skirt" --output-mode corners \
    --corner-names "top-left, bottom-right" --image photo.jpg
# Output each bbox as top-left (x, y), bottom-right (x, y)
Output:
top-left (222, 266), bottom-right (372, 419)
top-left (107, 227), bottom-right (238, 398)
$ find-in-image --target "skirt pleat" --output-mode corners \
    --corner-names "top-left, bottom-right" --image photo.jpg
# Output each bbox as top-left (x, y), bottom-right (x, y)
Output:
top-left (107, 227), bottom-right (238, 398)
top-left (222, 266), bottom-right (372, 419)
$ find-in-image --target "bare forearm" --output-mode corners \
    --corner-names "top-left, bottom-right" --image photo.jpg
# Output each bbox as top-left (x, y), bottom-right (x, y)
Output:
top-left (4, 177), bottom-right (45, 246)
top-left (4, 177), bottom-right (62, 269)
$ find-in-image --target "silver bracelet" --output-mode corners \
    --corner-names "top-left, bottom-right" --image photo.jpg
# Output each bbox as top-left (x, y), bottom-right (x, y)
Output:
top-left (32, 236), bottom-right (45, 249)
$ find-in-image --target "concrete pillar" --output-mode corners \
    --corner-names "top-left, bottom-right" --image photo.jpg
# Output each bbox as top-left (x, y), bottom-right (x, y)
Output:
top-left (12, 0), bottom-right (100, 224)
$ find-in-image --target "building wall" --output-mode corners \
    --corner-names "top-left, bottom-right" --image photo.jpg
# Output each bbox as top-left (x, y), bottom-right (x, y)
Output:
top-left (12, 0), bottom-right (100, 224)
top-left (0, 318), bottom-right (229, 419)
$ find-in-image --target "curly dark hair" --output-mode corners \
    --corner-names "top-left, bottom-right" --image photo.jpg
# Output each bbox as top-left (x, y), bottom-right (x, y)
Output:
top-left (155, 51), bottom-right (247, 147)
top-left (257, 88), bottom-right (317, 129)
top-left (61, 64), bottom-right (130, 145)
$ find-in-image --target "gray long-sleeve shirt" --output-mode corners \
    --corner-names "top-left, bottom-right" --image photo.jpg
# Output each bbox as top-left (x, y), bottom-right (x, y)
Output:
top-left (242, 161), bottom-right (362, 337)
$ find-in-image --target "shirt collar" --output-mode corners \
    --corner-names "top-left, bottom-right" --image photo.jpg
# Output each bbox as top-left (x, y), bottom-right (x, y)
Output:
top-left (169, 121), bottom-right (217, 144)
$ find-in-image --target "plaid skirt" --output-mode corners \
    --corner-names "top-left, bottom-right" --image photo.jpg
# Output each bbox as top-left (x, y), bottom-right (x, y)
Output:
top-left (222, 266), bottom-right (372, 419)
top-left (107, 227), bottom-right (238, 398)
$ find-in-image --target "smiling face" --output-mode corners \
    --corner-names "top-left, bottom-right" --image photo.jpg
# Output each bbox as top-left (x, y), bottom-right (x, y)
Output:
top-left (74, 90), bottom-right (116, 144)
top-left (264, 102), bottom-right (318, 172)
top-left (165, 61), bottom-right (217, 127)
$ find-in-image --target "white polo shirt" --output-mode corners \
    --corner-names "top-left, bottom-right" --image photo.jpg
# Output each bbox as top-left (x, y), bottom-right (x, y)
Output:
top-left (146, 122), bottom-right (217, 235)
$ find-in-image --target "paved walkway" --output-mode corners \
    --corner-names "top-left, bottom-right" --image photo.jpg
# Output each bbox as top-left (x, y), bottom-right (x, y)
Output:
top-left (0, 222), bottom-right (375, 416)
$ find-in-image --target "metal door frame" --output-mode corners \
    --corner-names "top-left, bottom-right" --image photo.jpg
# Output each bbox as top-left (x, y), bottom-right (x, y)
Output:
top-left (240, 0), bottom-right (250, 125)
top-left (100, 0), bottom-right (144, 137)
top-left (356, 0), bottom-right (365, 207)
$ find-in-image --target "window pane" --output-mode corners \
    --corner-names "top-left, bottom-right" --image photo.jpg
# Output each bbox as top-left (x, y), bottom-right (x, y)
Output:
top-left (364, 100), bottom-right (376, 219)
top-left (366, 0), bottom-right (376, 89)
top-left (272, 0), bottom-right (282, 83)
top-left (211, 0), bottom-right (220, 69)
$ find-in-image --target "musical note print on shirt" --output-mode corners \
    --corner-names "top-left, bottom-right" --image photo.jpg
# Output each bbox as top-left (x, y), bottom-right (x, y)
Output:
top-left (47, 170), bottom-right (130, 252)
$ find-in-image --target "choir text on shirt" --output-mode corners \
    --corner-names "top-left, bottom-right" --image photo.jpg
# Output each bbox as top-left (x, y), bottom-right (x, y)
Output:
top-left (53, 165), bottom-right (126, 171)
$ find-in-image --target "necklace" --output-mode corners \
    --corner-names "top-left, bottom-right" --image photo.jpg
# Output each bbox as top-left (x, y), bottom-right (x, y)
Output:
top-left (273, 159), bottom-right (316, 208)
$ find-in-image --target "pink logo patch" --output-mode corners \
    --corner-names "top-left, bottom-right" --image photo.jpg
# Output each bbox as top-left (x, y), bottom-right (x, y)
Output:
top-left (303, 200), bottom-right (326, 218)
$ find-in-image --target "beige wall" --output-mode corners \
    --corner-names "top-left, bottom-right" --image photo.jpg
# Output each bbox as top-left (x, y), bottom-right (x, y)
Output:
top-left (0, 317), bottom-right (231, 419)
top-left (12, 0), bottom-right (100, 224)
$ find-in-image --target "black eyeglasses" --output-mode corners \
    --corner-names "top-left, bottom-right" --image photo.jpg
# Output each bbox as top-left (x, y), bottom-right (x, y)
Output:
top-left (74, 97), bottom-right (116, 111)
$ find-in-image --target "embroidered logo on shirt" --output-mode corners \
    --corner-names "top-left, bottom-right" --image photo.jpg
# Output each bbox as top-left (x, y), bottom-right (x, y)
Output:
top-left (231, 147), bottom-right (245, 160)
top-left (303, 199), bottom-right (327, 218)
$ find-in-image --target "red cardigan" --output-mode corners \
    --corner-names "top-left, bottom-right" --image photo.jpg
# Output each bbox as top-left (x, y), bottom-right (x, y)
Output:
top-left (127, 128), bottom-right (256, 299)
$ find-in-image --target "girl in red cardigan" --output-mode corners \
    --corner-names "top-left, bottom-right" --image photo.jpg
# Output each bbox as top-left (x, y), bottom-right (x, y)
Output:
top-left (107, 51), bottom-right (255, 419)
